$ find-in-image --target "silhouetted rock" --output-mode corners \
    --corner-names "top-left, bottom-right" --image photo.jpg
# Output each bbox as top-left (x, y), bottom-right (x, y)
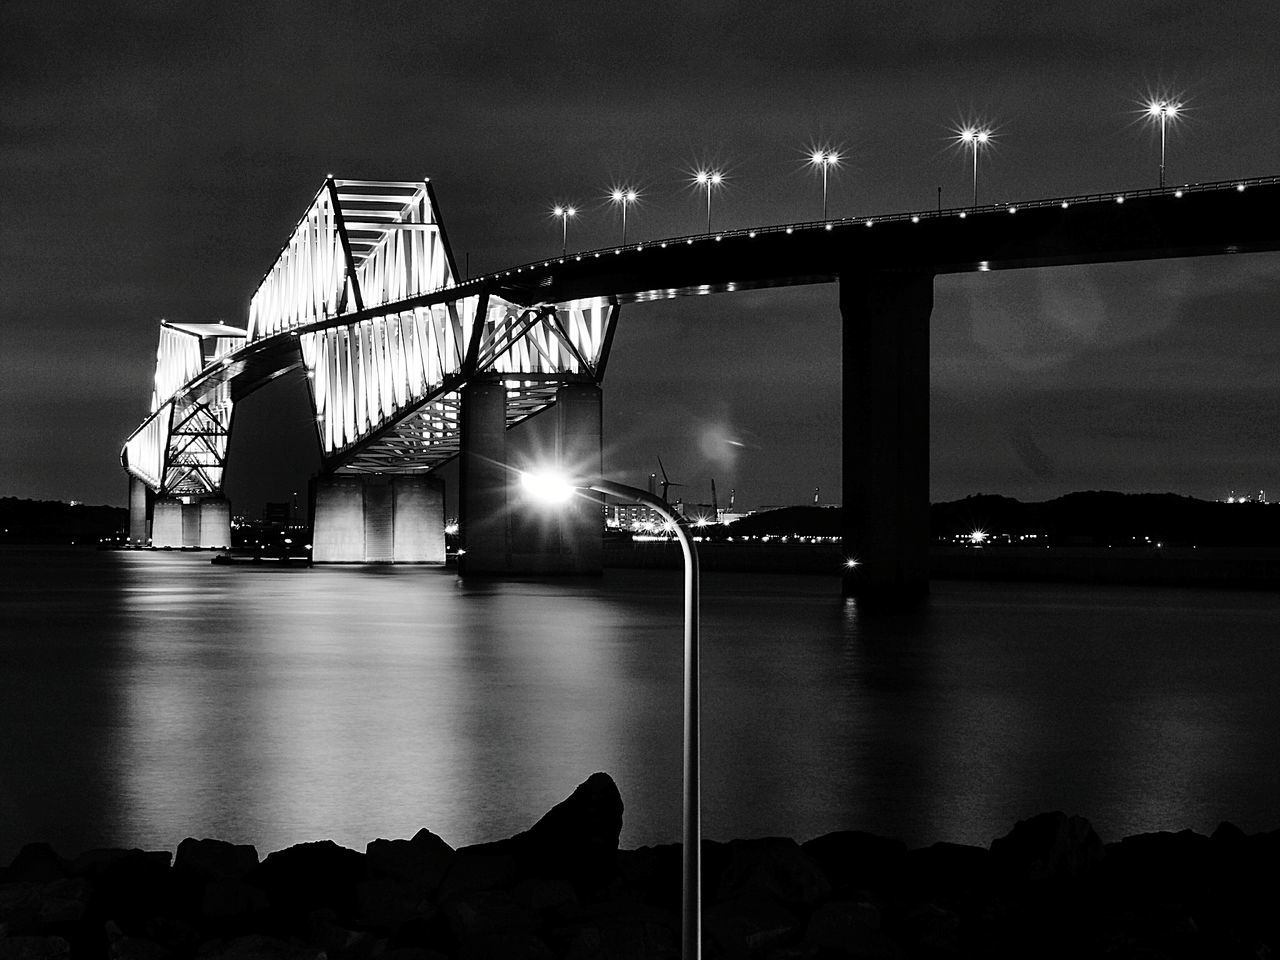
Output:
top-left (192, 933), bottom-right (322, 959)
top-left (439, 772), bottom-right (623, 901)
top-left (989, 811), bottom-right (1104, 884)
top-left (715, 837), bottom-right (830, 907)
top-left (6, 845), bottom-right (66, 884)
top-left (173, 840), bottom-right (259, 884)
top-left (0, 935), bottom-right (71, 959)
top-left (805, 900), bottom-right (890, 958)
top-left (365, 828), bottom-right (453, 895)
top-left (801, 831), bottom-right (908, 895)
top-left (249, 840), bottom-right (365, 926)
top-left (905, 842), bottom-right (991, 902)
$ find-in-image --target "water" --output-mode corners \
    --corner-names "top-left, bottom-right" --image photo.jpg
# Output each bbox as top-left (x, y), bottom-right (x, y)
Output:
top-left (3, 545), bottom-right (1279, 862)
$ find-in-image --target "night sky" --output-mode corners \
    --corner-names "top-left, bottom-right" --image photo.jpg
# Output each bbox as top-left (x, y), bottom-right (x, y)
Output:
top-left (4, 1), bottom-right (1279, 513)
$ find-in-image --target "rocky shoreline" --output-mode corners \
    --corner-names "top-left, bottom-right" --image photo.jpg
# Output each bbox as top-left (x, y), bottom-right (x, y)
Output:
top-left (2, 773), bottom-right (1276, 959)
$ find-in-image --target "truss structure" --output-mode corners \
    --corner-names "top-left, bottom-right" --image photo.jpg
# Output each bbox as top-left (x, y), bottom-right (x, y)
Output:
top-left (122, 322), bottom-right (245, 495)
top-left (123, 178), bottom-right (620, 494)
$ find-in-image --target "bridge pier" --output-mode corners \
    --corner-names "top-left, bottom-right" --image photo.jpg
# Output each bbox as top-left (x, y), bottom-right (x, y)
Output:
top-left (150, 497), bottom-right (231, 549)
top-left (311, 474), bottom-right (445, 563)
top-left (840, 269), bottom-right (933, 607)
top-left (128, 476), bottom-right (151, 545)
top-left (459, 380), bottom-right (604, 576)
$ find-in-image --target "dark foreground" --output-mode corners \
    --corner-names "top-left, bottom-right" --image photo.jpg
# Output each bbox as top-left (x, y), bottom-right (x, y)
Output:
top-left (2, 775), bottom-right (1276, 960)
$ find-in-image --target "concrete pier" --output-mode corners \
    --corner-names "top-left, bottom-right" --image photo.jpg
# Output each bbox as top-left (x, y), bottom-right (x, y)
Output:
top-left (128, 476), bottom-right (150, 544)
top-left (840, 268), bottom-right (934, 606)
top-left (311, 474), bottom-right (445, 563)
top-left (149, 497), bottom-right (230, 548)
top-left (458, 380), bottom-right (511, 575)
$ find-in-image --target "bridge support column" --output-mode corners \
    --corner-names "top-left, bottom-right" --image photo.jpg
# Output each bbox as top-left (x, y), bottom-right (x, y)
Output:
top-left (311, 474), bottom-right (445, 563)
top-left (840, 269), bottom-right (933, 607)
top-left (128, 476), bottom-right (151, 545)
top-left (458, 380), bottom-right (510, 575)
top-left (509, 382), bottom-right (604, 575)
top-left (151, 497), bottom-right (230, 548)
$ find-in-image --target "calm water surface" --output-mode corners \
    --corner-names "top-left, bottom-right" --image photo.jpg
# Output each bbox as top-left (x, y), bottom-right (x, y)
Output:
top-left (3, 545), bottom-right (1279, 862)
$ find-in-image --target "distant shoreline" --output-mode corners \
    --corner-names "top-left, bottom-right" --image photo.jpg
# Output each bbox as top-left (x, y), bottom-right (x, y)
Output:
top-left (604, 540), bottom-right (1280, 588)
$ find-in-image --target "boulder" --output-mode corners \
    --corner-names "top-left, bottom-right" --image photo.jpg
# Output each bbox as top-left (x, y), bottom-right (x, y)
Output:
top-left (5, 846), bottom-right (66, 885)
top-left (904, 842), bottom-right (991, 902)
top-left (989, 812), bottom-right (1104, 884)
top-left (715, 837), bottom-right (831, 907)
top-left (174, 839), bottom-right (259, 884)
top-left (249, 841), bottom-right (365, 923)
top-left (801, 831), bottom-right (908, 894)
top-left (0, 936), bottom-right (71, 959)
top-left (365, 828), bottom-right (453, 896)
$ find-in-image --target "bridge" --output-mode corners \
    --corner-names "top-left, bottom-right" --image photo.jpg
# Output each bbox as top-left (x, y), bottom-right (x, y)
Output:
top-left (122, 174), bottom-right (1280, 602)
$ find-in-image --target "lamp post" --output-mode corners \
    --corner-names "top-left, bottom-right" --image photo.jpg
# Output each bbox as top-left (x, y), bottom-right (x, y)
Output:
top-left (808, 149), bottom-right (839, 219)
top-left (519, 470), bottom-right (701, 959)
top-left (1146, 100), bottom-right (1180, 188)
top-left (958, 127), bottom-right (991, 208)
top-left (553, 205), bottom-right (577, 256)
top-left (694, 169), bottom-right (723, 234)
top-left (610, 188), bottom-right (639, 245)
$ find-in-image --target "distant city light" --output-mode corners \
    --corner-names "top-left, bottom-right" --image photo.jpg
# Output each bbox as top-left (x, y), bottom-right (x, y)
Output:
top-left (969, 529), bottom-right (988, 545)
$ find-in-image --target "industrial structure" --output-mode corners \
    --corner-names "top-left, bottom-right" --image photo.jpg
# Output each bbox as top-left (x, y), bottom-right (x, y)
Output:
top-left (123, 175), bottom-right (1280, 602)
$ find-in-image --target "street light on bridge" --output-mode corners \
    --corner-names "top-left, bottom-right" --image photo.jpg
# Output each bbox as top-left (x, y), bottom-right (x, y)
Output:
top-left (553, 205), bottom-right (577, 257)
top-left (693, 169), bottom-right (724, 234)
top-left (1145, 99), bottom-right (1181, 188)
top-left (956, 125), bottom-right (993, 208)
top-left (807, 149), bottom-right (840, 220)
top-left (519, 468), bottom-right (702, 960)
top-left (609, 187), bottom-right (639, 245)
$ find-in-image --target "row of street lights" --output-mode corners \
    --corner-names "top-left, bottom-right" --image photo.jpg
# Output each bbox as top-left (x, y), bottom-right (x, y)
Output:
top-left (550, 100), bottom-right (1185, 251)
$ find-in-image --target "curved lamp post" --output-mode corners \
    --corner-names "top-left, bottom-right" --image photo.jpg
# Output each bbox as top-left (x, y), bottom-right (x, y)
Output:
top-left (520, 470), bottom-right (701, 959)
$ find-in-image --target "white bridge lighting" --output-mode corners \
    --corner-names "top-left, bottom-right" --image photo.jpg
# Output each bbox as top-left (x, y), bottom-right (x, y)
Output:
top-left (608, 187), bottom-right (639, 245)
top-left (807, 147), bottom-right (840, 220)
top-left (553, 204), bottom-right (578, 257)
top-left (956, 124), bottom-right (994, 208)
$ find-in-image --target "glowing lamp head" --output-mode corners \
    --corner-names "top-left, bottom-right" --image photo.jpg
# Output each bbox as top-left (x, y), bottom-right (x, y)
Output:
top-left (520, 470), bottom-right (576, 505)
top-left (960, 128), bottom-right (976, 143)
top-left (610, 189), bottom-right (624, 202)
top-left (553, 205), bottom-right (564, 217)
top-left (626, 189), bottom-right (637, 202)
top-left (566, 206), bottom-right (576, 218)
top-left (695, 170), bottom-right (709, 185)
top-left (977, 130), bottom-right (990, 144)
top-left (710, 172), bottom-right (723, 185)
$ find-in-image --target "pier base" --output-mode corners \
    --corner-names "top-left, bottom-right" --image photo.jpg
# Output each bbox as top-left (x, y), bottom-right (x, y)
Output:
top-left (150, 497), bottom-right (230, 548)
top-left (840, 268), bottom-right (933, 607)
top-left (311, 474), bottom-right (445, 563)
top-left (128, 476), bottom-right (151, 544)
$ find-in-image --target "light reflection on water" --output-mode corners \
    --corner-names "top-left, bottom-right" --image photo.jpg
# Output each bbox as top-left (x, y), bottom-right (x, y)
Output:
top-left (3, 545), bottom-right (1280, 861)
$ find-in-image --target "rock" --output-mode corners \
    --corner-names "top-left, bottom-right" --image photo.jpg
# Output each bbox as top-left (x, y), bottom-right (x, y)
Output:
top-left (0, 936), bottom-right (71, 960)
top-left (715, 837), bottom-right (831, 907)
top-left (457, 931), bottom-right (555, 960)
top-left (174, 839), bottom-right (259, 884)
top-left (109, 935), bottom-right (175, 960)
top-left (903, 903), bottom-right (961, 954)
top-left (194, 933), bottom-right (324, 959)
top-left (520, 772), bottom-right (623, 888)
top-left (199, 878), bottom-right (270, 921)
top-left (5, 846), bottom-right (65, 885)
top-left (75, 850), bottom-right (173, 932)
top-left (249, 840), bottom-right (365, 921)
top-left (801, 831), bottom-right (908, 894)
top-left (704, 890), bottom-right (799, 959)
top-left (989, 812), bottom-right (1104, 884)
top-left (1101, 829), bottom-right (1213, 901)
top-left (806, 900), bottom-right (893, 959)
top-left (439, 773), bottom-right (624, 900)
top-left (615, 841), bottom-right (728, 913)
top-left (904, 842), bottom-right (991, 901)
top-left (365, 828), bottom-right (453, 895)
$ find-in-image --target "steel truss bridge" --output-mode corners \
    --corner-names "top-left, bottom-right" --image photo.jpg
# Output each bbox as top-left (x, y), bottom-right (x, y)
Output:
top-left (122, 174), bottom-right (1280, 594)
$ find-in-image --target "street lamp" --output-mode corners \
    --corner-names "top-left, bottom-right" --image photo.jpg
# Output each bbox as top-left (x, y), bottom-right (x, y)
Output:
top-left (519, 469), bottom-right (701, 960)
top-left (694, 169), bottom-right (723, 234)
top-left (609, 187), bottom-right (639, 245)
top-left (553, 205), bottom-right (577, 257)
top-left (1145, 99), bottom-right (1181, 188)
top-left (956, 126), bottom-right (993, 208)
top-left (808, 149), bottom-right (840, 219)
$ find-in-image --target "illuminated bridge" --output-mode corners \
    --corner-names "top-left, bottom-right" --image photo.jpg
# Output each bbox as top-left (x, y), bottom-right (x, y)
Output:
top-left (122, 175), bottom-right (1280, 601)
